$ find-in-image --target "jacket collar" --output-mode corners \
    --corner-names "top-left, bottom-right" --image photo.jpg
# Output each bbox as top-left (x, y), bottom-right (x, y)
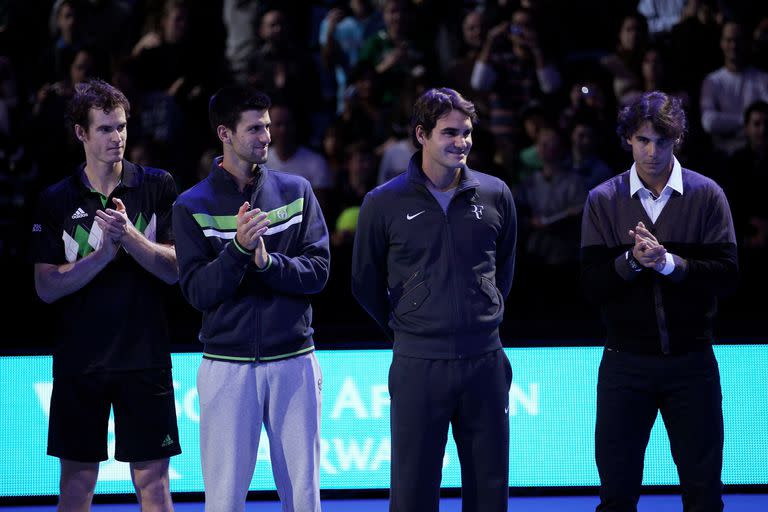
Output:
top-left (405, 150), bottom-right (481, 193)
top-left (210, 156), bottom-right (267, 193)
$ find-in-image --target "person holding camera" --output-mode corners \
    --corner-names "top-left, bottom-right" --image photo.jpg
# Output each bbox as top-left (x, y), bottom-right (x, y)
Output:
top-left (470, 6), bottom-right (561, 162)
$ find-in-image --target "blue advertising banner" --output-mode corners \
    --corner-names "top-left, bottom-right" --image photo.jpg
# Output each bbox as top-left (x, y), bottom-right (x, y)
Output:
top-left (1, 346), bottom-right (766, 496)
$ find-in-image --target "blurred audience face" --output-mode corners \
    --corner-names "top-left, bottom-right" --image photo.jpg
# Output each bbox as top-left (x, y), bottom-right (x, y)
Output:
top-left (509, 9), bottom-right (533, 48)
top-left (462, 11), bottom-right (485, 50)
top-left (618, 15), bottom-right (644, 52)
top-left (571, 123), bottom-right (595, 157)
top-left (260, 10), bottom-right (286, 45)
top-left (350, 0), bottom-right (373, 18)
top-left (70, 50), bottom-right (94, 84)
top-left (523, 111), bottom-right (546, 142)
top-left (56, 1), bottom-right (77, 38)
top-left (745, 109), bottom-right (768, 152)
top-left (721, 22), bottom-right (746, 67)
top-left (536, 127), bottom-right (563, 165)
top-left (348, 149), bottom-right (376, 194)
top-left (383, 0), bottom-right (405, 39)
top-left (268, 105), bottom-right (296, 151)
top-left (642, 49), bottom-right (664, 85)
top-left (162, 4), bottom-right (188, 44)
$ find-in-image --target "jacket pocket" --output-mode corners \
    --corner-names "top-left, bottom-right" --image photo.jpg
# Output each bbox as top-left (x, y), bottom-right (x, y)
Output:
top-left (480, 277), bottom-right (501, 306)
top-left (394, 281), bottom-right (430, 316)
top-left (471, 277), bottom-right (501, 320)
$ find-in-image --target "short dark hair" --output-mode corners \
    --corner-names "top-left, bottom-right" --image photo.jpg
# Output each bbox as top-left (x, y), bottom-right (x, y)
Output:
top-left (208, 85), bottom-right (271, 132)
top-left (616, 91), bottom-right (686, 150)
top-left (410, 88), bottom-right (477, 148)
top-left (744, 100), bottom-right (768, 125)
top-left (67, 78), bottom-right (130, 130)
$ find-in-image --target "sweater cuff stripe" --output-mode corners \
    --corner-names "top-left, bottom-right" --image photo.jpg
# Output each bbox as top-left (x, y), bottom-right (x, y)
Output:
top-left (233, 238), bottom-right (254, 255)
top-left (255, 254), bottom-right (273, 272)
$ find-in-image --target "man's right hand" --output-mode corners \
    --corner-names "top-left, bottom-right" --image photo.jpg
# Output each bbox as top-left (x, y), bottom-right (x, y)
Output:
top-left (236, 201), bottom-right (270, 252)
top-left (630, 221), bottom-right (666, 269)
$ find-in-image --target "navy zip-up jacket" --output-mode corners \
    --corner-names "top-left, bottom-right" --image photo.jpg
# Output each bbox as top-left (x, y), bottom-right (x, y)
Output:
top-left (352, 152), bottom-right (517, 359)
top-left (172, 158), bottom-right (330, 362)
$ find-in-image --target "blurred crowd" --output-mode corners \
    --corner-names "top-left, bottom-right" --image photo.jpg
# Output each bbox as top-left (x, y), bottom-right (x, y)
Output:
top-left (1, 0), bottom-right (767, 349)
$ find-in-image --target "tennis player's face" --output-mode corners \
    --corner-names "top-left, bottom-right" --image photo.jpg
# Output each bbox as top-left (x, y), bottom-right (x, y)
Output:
top-left (230, 109), bottom-right (271, 165)
top-left (419, 110), bottom-right (473, 175)
top-left (627, 121), bottom-right (675, 182)
top-left (77, 107), bottom-right (127, 167)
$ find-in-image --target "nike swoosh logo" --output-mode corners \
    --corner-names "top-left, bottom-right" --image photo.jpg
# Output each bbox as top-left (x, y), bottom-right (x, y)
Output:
top-left (406, 211), bottom-right (425, 220)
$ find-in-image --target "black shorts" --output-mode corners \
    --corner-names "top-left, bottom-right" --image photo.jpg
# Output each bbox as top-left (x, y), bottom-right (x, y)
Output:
top-left (47, 368), bottom-right (181, 463)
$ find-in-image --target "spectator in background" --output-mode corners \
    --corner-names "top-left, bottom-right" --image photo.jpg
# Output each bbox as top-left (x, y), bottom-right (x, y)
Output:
top-left (723, 100), bottom-right (768, 251)
top-left (331, 141), bottom-right (378, 248)
top-left (131, 0), bottom-right (215, 179)
top-left (45, 0), bottom-right (85, 84)
top-left (700, 21), bottom-right (768, 155)
top-left (358, 0), bottom-right (433, 107)
top-left (444, 9), bottom-right (490, 116)
top-left (30, 47), bottom-right (101, 186)
top-left (720, 100), bottom-right (768, 334)
top-left (518, 125), bottom-right (586, 267)
top-left (639, 44), bottom-right (689, 106)
top-left (246, 8), bottom-right (321, 125)
top-left (319, 0), bottom-right (384, 114)
top-left (77, 0), bottom-right (137, 62)
top-left (559, 77), bottom-right (615, 141)
top-left (516, 102), bottom-right (549, 183)
top-left (335, 61), bottom-right (390, 150)
top-left (472, 6), bottom-right (562, 165)
top-left (374, 73), bottom-right (426, 184)
top-left (222, 0), bottom-right (261, 85)
top-left (566, 113), bottom-right (615, 190)
top-left (266, 102), bottom-right (334, 214)
top-left (668, 0), bottom-right (722, 96)
top-left (637, 0), bottom-right (686, 38)
top-left (601, 13), bottom-right (649, 106)
top-left (754, 17), bottom-right (768, 71)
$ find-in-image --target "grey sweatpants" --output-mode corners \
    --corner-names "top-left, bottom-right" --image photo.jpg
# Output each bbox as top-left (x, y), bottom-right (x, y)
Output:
top-left (198, 353), bottom-right (322, 512)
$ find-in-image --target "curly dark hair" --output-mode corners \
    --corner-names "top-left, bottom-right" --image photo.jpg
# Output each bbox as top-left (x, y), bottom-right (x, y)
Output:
top-left (616, 91), bottom-right (686, 150)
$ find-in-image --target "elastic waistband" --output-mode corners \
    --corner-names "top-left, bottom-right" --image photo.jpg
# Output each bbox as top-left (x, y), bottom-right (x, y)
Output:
top-left (202, 344), bottom-right (314, 363)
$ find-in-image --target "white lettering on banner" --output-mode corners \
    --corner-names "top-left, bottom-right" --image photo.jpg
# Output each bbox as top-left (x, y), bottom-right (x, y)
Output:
top-left (509, 383), bottom-right (539, 415)
top-left (320, 438), bottom-right (397, 473)
top-left (370, 438), bottom-right (390, 470)
top-left (371, 385), bottom-right (390, 418)
top-left (334, 438), bottom-right (375, 471)
top-left (320, 439), bottom-right (338, 474)
top-left (332, 377), bottom-right (392, 418)
top-left (183, 388), bottom-right (199, 422)
top-left (172, 381), bottom-right (200, 422)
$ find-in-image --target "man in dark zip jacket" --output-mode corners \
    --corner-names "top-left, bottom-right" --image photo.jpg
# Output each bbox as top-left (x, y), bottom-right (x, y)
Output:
top-left (580, 91), bottom-right (738, 512)
top-left (172, 86), bottom-right (329, 512)
top-left (352, 87), bottom-right (517, 512)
